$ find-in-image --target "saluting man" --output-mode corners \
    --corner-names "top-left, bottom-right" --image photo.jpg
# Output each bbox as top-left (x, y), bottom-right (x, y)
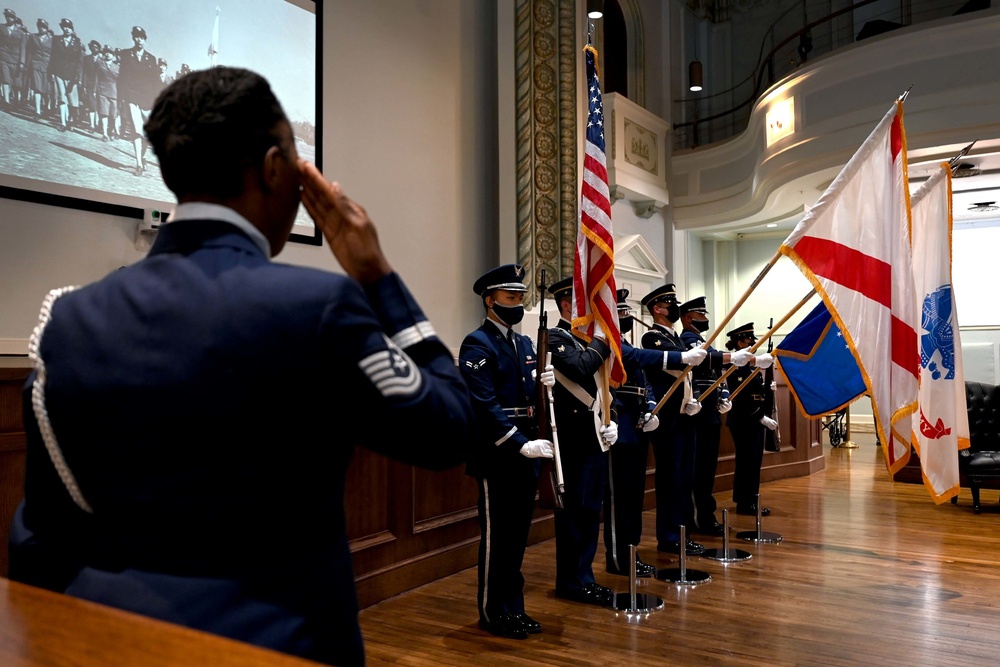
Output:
top-left (603, 289), bottom-right (669, 578)
top-left (459, 264), bottom-right (555, 640)
top-left (547, 277), bottom-right (617, 607)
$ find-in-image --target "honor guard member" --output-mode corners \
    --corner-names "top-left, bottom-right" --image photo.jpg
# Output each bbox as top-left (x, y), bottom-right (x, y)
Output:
top-left (547, 277), bottom-right (617, 606)
top-left (459, 264), bottom-right (555, 640)
top-left (679, 297), bottom-right (760, 536)
top-left (603, 289), bottom-right (666, 578)
top-left (725, 323), bottom-right (777, 516)
top-left (639, 284), bottom-right (710, 555)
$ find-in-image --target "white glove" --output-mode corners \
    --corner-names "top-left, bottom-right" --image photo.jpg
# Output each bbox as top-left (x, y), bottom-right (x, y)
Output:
top-left (680, 348), bottom-right (707, 365)
top-left (771, 381), bottom-right (777, 391)
top-left (600, 422), bottom-right (618, 446)
top-left (755, 353), bottom-right (774, 369)
top-left (640, 412), bottom-right (660, 432)
top-left (684, 399), bottom-right (702, 416)
top-left (520, 439), bottom-right (554, 459)
top-left (537, 364), bottom-right (555, 387)
top-left (717, 398), bottom-right (732, 414)
top-left (760, 416), bottom-right (778, 430)
top-left (730, 350), bottom-right (753, 367)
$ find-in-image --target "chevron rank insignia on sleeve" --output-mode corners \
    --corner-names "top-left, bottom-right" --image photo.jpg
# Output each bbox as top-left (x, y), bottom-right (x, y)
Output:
top-left (359, 334), bottom-right (423, 397)
top-left (465, 359), bottom-right (487, 371)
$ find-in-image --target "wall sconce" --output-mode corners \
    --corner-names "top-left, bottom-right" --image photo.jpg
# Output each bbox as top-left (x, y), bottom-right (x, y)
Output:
top-left (688, 60), bottom-right (703, 92)
top-left (587, 0), bottom-right (604, 19)
top-left (765, 97), bottom-right (795, 147)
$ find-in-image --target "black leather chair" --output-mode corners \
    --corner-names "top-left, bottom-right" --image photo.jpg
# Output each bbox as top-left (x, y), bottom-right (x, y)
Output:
top-left (956, 381), bottom-right (1000, 513)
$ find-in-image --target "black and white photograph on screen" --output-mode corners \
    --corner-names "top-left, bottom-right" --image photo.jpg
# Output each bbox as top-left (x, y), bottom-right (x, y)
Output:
top-left (0, 0), bottom-right (317, 237)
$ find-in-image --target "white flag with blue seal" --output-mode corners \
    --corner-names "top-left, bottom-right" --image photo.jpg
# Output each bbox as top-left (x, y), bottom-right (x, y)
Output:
top-left (910, 162), bottom-right (969, 504)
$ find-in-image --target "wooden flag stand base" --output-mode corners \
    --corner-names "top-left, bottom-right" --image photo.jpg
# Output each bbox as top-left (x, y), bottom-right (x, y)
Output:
top-left (840, 407), bottom-right (858, 448)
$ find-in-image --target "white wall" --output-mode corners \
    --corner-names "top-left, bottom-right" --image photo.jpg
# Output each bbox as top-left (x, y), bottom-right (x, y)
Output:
top-left (0, 1), bottom-right (498, 356)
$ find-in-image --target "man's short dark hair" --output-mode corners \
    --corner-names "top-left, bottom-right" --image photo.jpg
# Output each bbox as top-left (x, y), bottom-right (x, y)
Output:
top-left (144, 67), bottom-right (290, 200)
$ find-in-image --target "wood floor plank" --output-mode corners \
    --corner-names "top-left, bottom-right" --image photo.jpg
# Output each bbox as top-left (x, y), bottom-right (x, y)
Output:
top-left (359, 434), bottom-right (1000, 666)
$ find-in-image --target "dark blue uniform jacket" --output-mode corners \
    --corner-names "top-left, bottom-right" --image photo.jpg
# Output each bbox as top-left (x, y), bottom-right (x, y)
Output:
top-left (9, 219), bottom-right (474, 667)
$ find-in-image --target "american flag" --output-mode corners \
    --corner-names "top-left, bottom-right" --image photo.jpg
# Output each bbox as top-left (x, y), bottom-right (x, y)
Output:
top-left (572, 46), bottom-right (625, 387)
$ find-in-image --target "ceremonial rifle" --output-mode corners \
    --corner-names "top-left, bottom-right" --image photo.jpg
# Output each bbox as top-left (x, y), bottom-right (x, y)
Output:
top-left (763, 316), bottom-right (781, 452)
top-left (535, 271), bottom-right (564, 510)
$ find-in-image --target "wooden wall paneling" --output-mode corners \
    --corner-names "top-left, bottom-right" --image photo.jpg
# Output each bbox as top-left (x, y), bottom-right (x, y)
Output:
top-left (0, 362), bottom-right (30, 578)
top-left (344, 447), bottom-right (396, 564)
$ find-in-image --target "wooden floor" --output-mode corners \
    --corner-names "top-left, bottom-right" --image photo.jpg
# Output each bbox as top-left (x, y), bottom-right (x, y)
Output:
top-left (358, 434), bottom-right (1000, 666)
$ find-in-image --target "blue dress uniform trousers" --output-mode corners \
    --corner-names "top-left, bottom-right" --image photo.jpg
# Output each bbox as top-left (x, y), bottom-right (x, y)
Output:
top-left (642, 324), bottom-right (695, 544)
top-left (548, 321), bottom-right (610, 594)
top-left (9, 219), bottom-right (475, 667)
top-left (680, 330), bottom-right (727, 529)
top-left (728, 364), bottom-right (769, 506)
top-left (459, 322), bottom-right (540, 623)
top-left (603, 340), bottom-right (662, 570)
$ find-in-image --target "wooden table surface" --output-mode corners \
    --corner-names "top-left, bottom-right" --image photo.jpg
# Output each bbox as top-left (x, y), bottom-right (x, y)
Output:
top-left (0, 578), bottom-right (323, 666)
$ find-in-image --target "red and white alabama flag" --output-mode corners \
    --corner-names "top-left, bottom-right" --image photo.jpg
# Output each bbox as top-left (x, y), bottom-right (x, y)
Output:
top-left (780, 101), bottom-right (919, 474)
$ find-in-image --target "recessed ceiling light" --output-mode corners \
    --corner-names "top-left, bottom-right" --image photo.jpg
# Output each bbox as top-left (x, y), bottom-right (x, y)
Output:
top-left (766, 223), bottom-right (778, 228)
top-left (968, 202), bottom-right (999, 212)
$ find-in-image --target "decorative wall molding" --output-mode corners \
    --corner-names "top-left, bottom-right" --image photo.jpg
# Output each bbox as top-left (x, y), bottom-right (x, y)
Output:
top-left (514, 0), bottom-right (578, 305)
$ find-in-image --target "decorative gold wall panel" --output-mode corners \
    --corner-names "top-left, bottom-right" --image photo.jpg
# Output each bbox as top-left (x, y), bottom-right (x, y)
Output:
top-left (514, 0), bottom-right (578, 304)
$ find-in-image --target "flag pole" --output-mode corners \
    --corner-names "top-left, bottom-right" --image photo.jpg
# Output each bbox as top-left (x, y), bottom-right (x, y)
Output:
top-left (695, 288), bottom-right (816, 402)
top-left (947, 141), bottom-right (977, 168)
top-left (650, 250), bottom-right (783, 416)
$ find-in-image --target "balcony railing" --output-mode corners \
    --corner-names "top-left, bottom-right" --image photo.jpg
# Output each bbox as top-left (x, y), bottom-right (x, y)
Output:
top-left (673, 0), bottom-right (992, 151)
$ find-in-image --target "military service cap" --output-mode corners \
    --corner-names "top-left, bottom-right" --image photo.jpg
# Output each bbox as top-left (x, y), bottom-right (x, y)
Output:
top-left (726, 322), bottom-right (757, 341)
top-left (547, 277), bottom-right (573, 301)
top-left (616, 288), bottom-right (630, 309)
top-left (680, 296), bottom-right (708, 316)
top-left (472, 264), bottom-right (528, 296)
top-left (640, 283), bottom-right (678, 308)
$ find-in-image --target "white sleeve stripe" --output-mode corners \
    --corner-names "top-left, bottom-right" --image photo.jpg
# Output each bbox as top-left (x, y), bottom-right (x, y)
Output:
top-left (495, 426), bottom-right (517, 446)
top-left (392, 321), bottom-right (437, 349)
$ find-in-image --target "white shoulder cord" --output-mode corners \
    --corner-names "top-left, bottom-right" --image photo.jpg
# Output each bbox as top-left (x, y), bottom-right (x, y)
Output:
top-left (27, 286), bottom-right (94, 514)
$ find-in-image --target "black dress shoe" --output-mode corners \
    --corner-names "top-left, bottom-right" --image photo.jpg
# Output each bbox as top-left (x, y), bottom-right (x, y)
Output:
top-left (514, 613), bottom-right (542, 634)
top-left (736, 504), bottom-right (771, 516)
top-left (693, 520), bottom-right (725, 536)
top-left (606, 558), bottom-right (657, 578)
top-left (479, 613), bottom-right (528, 640)
top-left (657, 539), bottom-right (705, 556)
top-left (555, 582), bottom-right (613, 607)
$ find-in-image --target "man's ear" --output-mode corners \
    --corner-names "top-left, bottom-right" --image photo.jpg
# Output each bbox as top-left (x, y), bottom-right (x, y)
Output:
top-left (260, 144), bottom-right (283, 190)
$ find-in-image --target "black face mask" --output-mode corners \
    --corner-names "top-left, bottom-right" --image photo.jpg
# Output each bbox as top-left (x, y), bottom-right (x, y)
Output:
top-left (693, 319), bottom-right (710, 333)
top-left (664, 304), bottom-right (680, 323)
top-left (619, 316), bottom-right (633, 334)
top-left (492, 303), bottom-right (524, 327)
